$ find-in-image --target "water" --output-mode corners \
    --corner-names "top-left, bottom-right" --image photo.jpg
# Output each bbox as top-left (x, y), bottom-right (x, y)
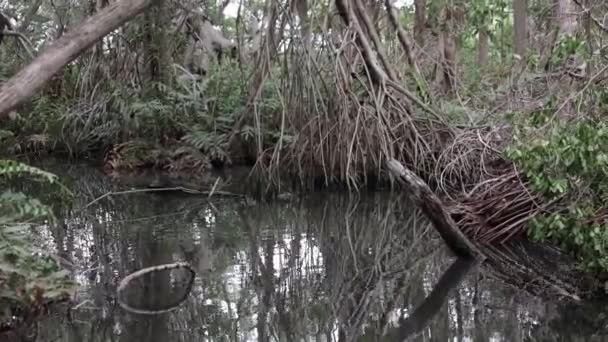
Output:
top-left (5, 161), bottom-right (608, 341)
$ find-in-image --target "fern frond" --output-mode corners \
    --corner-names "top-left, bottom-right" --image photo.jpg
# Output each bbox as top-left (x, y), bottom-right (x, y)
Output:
top-left (0, 191), bottom-right (53, 224)
top-left (0, 160), bottom-right (59, 185)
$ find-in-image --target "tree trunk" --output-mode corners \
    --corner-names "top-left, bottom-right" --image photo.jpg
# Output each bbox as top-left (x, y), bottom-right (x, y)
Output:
top-left (513, 0), bottom-right (528, 57)
top-left (557, 0), bottom-right (577, 35)
top-left (385, 0), bottom-right (421, 74)
top-left (386, 159), bottom-right (483, 258)
top-left (435, 31), bottom-right (457, 95)
top-left (0, 0), bottom-right (155, 118)
top-left (414, 0), bottom-right (426, 44)
top-left (294, 0), bottom-right (311, 49)
top-left (477, 29), bottom-right (489, 66)
top-left (144, 0), bottom-right (170, 86)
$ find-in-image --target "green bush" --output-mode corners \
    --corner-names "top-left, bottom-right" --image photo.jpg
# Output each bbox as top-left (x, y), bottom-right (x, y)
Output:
top-left (506, 114), bottom-right (608, 273)
top-left (0, 160), bottom-right (75, 321)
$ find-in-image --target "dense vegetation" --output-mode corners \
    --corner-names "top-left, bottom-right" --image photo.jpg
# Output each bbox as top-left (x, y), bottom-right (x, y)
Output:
top-left (0, 0), bottom-right (607, 327)
top-left (0, 160), bottom-right (75, 325)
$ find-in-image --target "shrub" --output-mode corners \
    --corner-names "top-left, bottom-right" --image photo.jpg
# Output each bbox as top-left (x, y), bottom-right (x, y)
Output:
top-left (0, 160), bottom-right (75, 323)
top-left (506, 114), bottom-right (608, 273)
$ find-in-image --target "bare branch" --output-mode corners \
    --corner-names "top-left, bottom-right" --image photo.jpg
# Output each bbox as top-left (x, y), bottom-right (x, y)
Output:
top-left (386, 159), bottom-right (484, 259)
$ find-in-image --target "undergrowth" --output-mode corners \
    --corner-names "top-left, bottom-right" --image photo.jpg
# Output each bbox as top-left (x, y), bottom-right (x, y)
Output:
top-left (0, 160), bottom-right (75, 325)
top-left (0, 60), bottom-right (291, 173)
top-left (506, 111), bottom-right (608, 274)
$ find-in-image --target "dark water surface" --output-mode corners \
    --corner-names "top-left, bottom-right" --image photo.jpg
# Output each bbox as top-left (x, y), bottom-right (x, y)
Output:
top-left (9, 161), bottom-right (608, 341)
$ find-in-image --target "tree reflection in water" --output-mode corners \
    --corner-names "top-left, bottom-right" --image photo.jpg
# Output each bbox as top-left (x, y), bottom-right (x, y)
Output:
top-left (15, 163), bottom-right (608, 342)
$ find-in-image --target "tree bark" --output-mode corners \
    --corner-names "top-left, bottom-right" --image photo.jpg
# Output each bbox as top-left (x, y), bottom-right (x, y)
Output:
top-left (0, 0), bottom-right (155, 118)
top-left (385, 0), bottom-right (418, 69)
top-left (414, 0), bottom-right (426, 44)
top-left (513, 0), bottom-right (528, 57)
top-left (386, 159), bottom-right (483, 259)
top-left (294, 0), bottom-right (311, 49)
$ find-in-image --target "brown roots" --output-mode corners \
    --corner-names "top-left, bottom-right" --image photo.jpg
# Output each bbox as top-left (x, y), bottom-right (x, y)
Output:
top-left (239, 0), bottom-right (570, 246)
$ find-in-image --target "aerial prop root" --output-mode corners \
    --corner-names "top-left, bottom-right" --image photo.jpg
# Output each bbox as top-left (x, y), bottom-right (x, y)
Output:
top-left (117, 262), bottom-right (195, 315)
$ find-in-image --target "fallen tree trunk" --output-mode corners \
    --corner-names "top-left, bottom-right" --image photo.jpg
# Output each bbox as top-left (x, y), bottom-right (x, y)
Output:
top-left (0, 0), bottom-right (155, 118)
top-left (386, 159), bottom-right (484, 259)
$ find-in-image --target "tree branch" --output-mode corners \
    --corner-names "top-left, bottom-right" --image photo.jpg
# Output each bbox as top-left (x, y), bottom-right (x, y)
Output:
top-left (386, 159), bottom-right (484, 259)
top-left (0, 0), bottom-right (155, 118)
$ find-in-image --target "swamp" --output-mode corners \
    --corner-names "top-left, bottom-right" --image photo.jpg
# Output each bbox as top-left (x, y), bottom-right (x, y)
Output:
top-left (5, 161), bottom-right (608, 341)
top-left (1, 0), bottom-right (608, 340)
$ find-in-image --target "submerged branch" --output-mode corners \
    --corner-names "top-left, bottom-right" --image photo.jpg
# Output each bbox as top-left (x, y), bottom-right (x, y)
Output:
top-left (117, 262), bottom-right (195, 315)
top-left (386, 159), bottom-right (484, 259)
top-left (82, 187), bottom-right (243, 210)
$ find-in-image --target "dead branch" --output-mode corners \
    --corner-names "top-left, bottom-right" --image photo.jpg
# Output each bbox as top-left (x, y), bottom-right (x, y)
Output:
top-left (352, 0), bottom-right (397, 81)
top-left (386, 159), bottom-right (484, 259)
top-left (0, 0), bottom-right (155, 118)
top-left (117, 262), bottom-right (195, 315)
top-left (334, 0), bottom-right (387, 85)
top-left (383, 0), bottom-right (421, 73)
top-left (82, 186), bottom-right (243, 210)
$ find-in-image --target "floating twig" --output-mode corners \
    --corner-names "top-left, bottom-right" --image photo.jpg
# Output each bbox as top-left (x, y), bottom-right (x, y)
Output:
top-left (82, 186), bottom-right (243, 209)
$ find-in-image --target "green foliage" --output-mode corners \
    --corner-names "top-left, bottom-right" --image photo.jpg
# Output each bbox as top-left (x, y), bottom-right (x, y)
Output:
top-left (506, 116), bottom-right (608, 273)
top-left (0, 160), bottom-right (75, 320)
top-left (205, 61), bottom-right (247, 119)
top-left (528, 208), bottom-right (608, 271)
top-left (551, 35), bottom-right (587, 66)
top-left (467, 0), bottom-right (509, 34)
top-left (182, 129), bottom-right (230, 163)
top-left (0, 159), bottom-right (60, 184)
top-left (180, 63), bottom-right (289, 159)
top-left (1, 59), bottom-right (261, 165)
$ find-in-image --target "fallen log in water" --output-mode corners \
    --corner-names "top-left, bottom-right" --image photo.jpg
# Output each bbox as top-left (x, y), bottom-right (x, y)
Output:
top-left (386, 159), bottom-right (484, 259)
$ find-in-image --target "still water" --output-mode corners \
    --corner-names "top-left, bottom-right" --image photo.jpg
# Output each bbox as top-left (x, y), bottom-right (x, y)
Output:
top-left (11, 162), bottom-right (608, 341)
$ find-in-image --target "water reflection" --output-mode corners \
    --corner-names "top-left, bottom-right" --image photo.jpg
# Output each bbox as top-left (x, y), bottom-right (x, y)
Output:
top-left (8, 162), bottom-right (608, 341)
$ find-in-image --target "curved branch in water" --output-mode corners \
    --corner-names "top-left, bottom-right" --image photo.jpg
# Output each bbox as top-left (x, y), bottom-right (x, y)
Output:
top-left (117, 262), bottom-right (195, 315)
